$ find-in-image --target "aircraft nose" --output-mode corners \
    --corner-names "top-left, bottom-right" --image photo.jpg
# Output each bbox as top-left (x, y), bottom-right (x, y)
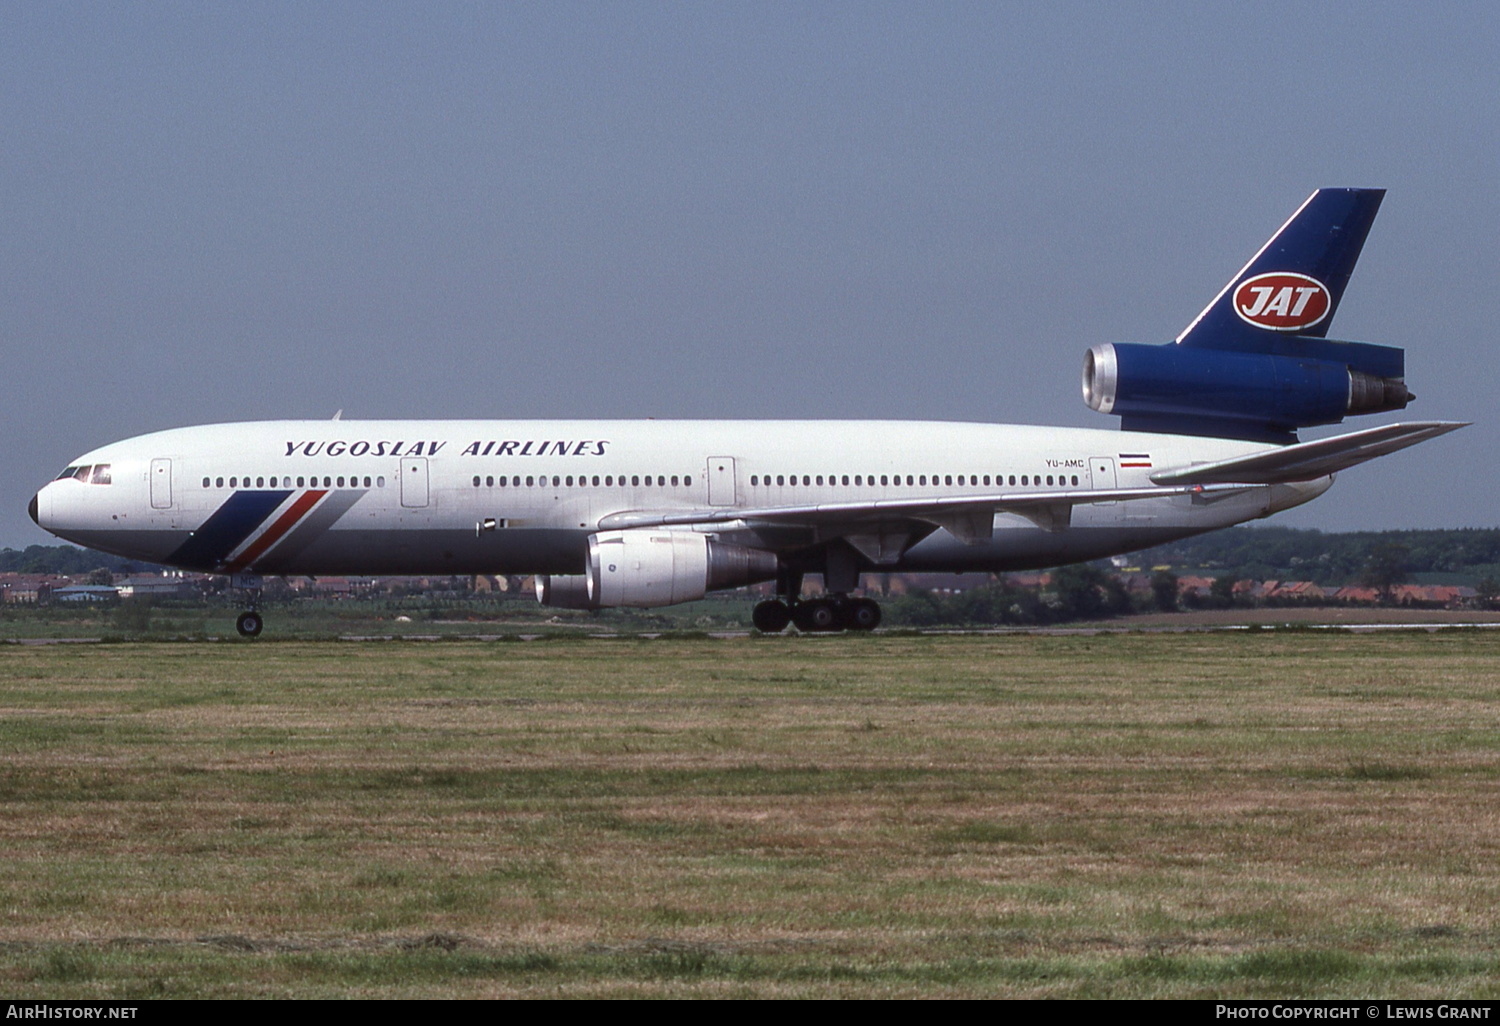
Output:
top-left (29, 485), bottom-right (53, 532)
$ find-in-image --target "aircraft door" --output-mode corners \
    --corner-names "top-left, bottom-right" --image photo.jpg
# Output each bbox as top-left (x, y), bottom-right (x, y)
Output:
top-left (1089, 456), bottom-right (1117, 505)
top-left (707, 456), bottom-right (737, 506)
top-left (150, 458), bottom-right (173, 510)
top-left (400, 457), bottom-right (429, 508)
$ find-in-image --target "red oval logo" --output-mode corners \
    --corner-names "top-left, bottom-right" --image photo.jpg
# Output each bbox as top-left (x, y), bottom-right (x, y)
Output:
top-left (1232, 272), bottom-right (1331, 331)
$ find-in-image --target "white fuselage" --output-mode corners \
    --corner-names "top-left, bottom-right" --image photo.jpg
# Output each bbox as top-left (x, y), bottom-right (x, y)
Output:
top-left (31, 419), bottom-right (1330, 582)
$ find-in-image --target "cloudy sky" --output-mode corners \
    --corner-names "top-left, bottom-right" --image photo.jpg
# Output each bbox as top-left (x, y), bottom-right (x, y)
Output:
top-left (4, 1), bottom-right (1495, 548)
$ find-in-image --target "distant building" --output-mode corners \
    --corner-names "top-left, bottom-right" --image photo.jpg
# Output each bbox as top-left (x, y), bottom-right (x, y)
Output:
top-left (0, 573), bottom-right (64, 604)
top-left (114, 575), bottom-right (198, 600)
top-left (50, 584), bottom-right (118, 603)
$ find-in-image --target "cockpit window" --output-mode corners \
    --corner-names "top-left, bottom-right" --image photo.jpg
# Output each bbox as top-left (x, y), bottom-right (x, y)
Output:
top-left (54, 464), bottom-right (111, 484)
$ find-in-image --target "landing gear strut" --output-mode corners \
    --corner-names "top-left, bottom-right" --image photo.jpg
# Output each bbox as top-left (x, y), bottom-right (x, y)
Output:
top-left (231, 574), bottom-right (265, 638)
top-left (752, 595), bottom-right (881, 634)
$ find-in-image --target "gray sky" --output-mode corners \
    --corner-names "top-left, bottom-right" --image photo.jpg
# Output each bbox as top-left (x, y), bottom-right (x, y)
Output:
top-left (4, 1), bottom-right (1495, 548)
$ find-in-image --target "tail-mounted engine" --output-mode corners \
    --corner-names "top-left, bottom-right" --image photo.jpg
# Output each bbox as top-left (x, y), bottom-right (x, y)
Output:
top-left (1083, 338), bottom-right (1412, 443)
top-left (1081, 188), bottom-right (1415, 443)
top-left (536, 530), bottom-right (778, 610)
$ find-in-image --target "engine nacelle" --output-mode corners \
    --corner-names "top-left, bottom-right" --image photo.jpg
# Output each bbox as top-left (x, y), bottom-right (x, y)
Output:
top-left (1083, 340), bottom-right (1411, 442)
top-left (535, 530), bottom-right (778, 610)
top-left (534, 572), bottom-right (595, 610)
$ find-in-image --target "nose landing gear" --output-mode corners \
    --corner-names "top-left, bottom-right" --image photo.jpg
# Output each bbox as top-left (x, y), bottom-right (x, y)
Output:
top-left (231, 574), bottom-right (265, 638)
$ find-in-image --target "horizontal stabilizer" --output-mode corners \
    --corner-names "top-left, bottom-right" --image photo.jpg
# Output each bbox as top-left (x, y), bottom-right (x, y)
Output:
top-left (1149, 421), bottom-right (1466, 486)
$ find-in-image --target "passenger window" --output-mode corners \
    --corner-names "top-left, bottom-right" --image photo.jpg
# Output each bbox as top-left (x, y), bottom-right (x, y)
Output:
top-left (842, 475), bottom-right (849, 485)
top-left (880, 475), bottom-right (888, 486)
top-left (684, 476), bottom-right (691, 486)
top-left (202, 477), bottom-right (210, 488)
top-left (216, 477), bottom-right (225, 488)
top-left (377, 476), bottom-right (385, 487)
top-left (631, 476), bottom-right (640, 486)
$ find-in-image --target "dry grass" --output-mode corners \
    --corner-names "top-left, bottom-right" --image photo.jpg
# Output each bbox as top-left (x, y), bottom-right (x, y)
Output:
top-left (0, 632), bottom-right (1497, 996)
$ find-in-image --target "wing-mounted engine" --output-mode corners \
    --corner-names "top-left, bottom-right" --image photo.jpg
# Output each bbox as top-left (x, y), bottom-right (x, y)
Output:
top-left (1082, 188), bottom-right (1414, 444)
top-left (535, 530), bottom-right (778, 610)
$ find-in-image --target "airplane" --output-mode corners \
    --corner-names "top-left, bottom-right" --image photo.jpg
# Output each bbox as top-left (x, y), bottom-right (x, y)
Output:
top-left (29, 188), bottom-right (1465, 637)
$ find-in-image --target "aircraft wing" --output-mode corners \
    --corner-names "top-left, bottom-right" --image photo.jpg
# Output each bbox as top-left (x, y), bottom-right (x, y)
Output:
top-left (596, 481), bottom-right (1254, 549)
top-left (1148, 421), bottom-right (1467, 486)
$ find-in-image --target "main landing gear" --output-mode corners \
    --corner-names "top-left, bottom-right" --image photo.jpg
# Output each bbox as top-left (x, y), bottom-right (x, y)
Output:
top-left (752, 595), bottom-right (882, 634)
top-left (231, 574), bottom-right (265, 638)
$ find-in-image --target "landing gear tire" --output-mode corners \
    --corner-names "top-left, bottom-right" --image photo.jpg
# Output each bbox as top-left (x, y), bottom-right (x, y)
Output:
top-left (848, 598), bottom-right (882, 632)
top-left (236, 611), bottom-right (264, 638)
top-left (752, 600), bottom-right (792, 634)
top-left (793, 598), bottom-right (842, 633)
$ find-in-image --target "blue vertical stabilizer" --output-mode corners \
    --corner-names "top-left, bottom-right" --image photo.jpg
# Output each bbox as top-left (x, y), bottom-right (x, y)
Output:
top-left (1082, 188), bottom-right (1412, 443)
top-left (1175, 188), bottom-right (1385, 350)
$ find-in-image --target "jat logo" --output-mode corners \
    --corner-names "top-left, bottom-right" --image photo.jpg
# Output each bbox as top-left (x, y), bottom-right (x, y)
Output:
top-left (1233, 272), bottom-right (1331, 331)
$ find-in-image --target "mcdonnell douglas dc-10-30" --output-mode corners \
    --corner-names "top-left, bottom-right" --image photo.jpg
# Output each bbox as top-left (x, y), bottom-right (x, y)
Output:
top-left (30, 189), bottom-right (1464, 636)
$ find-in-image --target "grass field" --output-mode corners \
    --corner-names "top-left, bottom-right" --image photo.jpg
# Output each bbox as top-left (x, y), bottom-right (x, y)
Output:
top-left (1, 632), bottom-right (1498, 997)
